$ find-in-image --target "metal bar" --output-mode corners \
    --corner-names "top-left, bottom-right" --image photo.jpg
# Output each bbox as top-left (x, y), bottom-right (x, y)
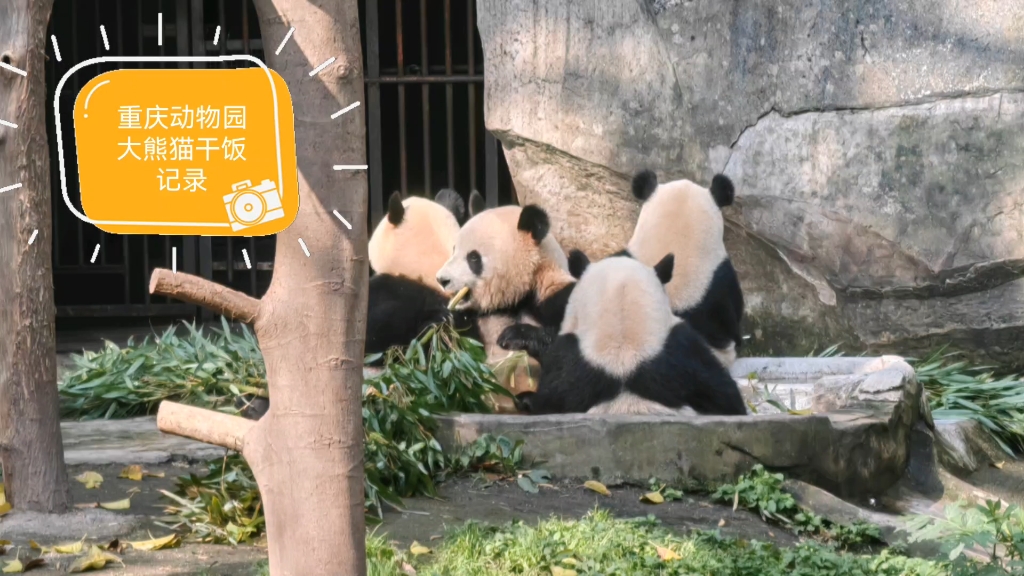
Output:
top-left (396, 0), bottom-right (408, 197)
top-left (444, 0), bottom-right (455, 188)
top-left (56, 304), bottom-right (197, 318)
top-left (241, 0), bottom-right (250, 53)
top-left (367, 0), bottom-right (384, 226)
top-left (368, 75), bottom-right (482, 84)
top-left (380, 64), bottom-right (476, 75)
top-left (467, 0), bottom-right (476, 192)
top-left (420, 0), bottom-right (431, 194)
top-left (485, 131), bottom-right (498, 208)
top-left (72, 0), bottom-right (83, 265)
top-left (218, 0), bottom-right (226, 55)
top-left (53, 265), bottom-right (128, 274)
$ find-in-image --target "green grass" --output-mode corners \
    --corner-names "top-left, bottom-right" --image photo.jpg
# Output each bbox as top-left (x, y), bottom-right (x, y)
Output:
top-left (363, 509), bottom-right (943, 576)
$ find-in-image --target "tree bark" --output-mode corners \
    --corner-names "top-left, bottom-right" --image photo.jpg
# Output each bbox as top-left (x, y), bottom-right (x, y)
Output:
top-left (0, 0), bottom-right (72, 514)
top-left (152, 1), bottom-right (369, 574)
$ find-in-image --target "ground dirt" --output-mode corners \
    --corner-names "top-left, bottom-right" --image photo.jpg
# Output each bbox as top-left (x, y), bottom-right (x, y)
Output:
top-left (2, 463), bottom-right (802, 575)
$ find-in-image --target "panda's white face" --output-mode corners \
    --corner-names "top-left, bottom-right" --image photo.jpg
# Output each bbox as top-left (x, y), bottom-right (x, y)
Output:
top-left (436, 206), bottom-right (541, 312)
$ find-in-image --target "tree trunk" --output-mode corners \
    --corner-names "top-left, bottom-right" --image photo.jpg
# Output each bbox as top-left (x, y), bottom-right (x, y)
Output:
top-left (0, 0), bottom-right (72, 514)
top-left (152, 1), bottom-right (369, 574)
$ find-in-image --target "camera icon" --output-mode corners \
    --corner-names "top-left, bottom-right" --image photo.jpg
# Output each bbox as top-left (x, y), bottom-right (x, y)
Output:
top-left (223, 179), bottom-right (285, 232)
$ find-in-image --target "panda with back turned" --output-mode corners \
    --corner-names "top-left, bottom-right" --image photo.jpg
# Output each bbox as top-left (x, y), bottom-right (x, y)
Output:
top-left (497, 169), bottom-right (744, 370)
top-left (514, 252), bottom-right (747, 416)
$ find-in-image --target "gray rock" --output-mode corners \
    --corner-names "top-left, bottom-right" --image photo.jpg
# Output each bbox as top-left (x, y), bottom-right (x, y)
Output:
top-left (477, 0), bottom-right (1024, 362)
top-left (0, 509), bottom-right (144, 543)
top-left (61, 417), bottom-right (225, 466)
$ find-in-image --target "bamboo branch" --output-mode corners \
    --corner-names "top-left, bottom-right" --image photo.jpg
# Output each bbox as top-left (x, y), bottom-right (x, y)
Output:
top-left (156, 401), bottom-right (255, 452)
top-left (149, 268), bottom-right (261, 323)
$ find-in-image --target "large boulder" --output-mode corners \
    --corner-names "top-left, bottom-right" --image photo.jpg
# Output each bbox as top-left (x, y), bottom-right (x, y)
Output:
top-left (477, 0), bottom-right (1024, 363)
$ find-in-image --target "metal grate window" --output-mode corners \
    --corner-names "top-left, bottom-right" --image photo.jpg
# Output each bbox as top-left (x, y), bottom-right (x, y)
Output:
top-left (45, 0), bottom-right (515, 323)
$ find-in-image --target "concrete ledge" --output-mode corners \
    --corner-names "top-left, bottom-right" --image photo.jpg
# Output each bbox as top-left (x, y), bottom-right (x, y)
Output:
top-left (437, 356), bottom-right (924, 500)
top-left (61, 416), bottom-right (225, 466)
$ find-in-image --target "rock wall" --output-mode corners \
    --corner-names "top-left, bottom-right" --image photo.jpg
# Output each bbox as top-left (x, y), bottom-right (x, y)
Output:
top-left (477, 0), bottom-right (1024, 363)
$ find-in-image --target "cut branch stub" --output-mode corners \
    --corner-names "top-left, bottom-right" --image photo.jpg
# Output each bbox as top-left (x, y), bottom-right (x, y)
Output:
top-left (156, 400), bottom-right (254, 452)
top-left (149, 268), bottom-right (261, 323)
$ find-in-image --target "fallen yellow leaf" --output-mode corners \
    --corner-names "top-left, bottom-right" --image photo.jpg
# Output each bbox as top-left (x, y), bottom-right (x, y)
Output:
top-left (718, 518), bottom-right (726, 527)
top-left (119, 466), bottom-right (144, 482)
top-left (68, 546), bottom-right (122, 573)
top-left (550, 567), bottom-right (578, 576)
top-left (409, 541), bottom-right (432, 556)
top-left (46, 537), bottom-right (85, 553)
top-left (127, 534), bottom-right (180, 551)
top-left (655, 546), bottom-right (681, 561)
top-left (0, 503), bottom-right (10, 517)
top-left (993, 461), bottom-right (1006, 470)
top-left (74, 472), bottom-right (103, 490)
top-left (583, 480), bottom-right (610, 496)
top-left (641, 492), bottom-right (665, 504)
top-left (98, 496), bottom-right (132, 511)
top-left (0, 541), bottom-right (9, 547)
top-left (0, 483), bottom-right (5, 504)
top-left (1, 558), bottom-right (22, 574)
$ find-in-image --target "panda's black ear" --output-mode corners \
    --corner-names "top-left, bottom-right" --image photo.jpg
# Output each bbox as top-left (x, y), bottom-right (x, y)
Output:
top-left (387, 191), bottom-right (405, 225)
top-left (710, 174), bottom-right (735, 208)
top-left (632, 169), bottom-right (658, 201)
top-left (568, 249), bottom-right (590, 279)
top-left (517, 205), bottom-right (550, 244)
top-left (654, 253), bottom-right (674, 285)
top-left (468, 190), bottom-right (486, 218)
top-left (434, 188), bottom-right (466, 223)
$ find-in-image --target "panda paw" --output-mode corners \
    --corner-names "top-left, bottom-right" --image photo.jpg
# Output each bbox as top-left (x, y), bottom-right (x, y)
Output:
top-left (497, 323), bottom-right (544, 353)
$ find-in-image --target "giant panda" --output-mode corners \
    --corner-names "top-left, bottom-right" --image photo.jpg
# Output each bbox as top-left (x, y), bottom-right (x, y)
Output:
top-left (434, 197), bottom-right (578, 401)
top-left (236, 189), bottom-right (476, 419)
top-left (617, 169), bottom-right (744, 369)
top-left (364, 190), bottom-right (482, 357)
top-left (514, 254), bottom-right (747, 416)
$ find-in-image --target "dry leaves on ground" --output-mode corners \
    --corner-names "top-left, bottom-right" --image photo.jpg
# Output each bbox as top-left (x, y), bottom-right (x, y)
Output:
top-left (74, 472), bottom-right (103, 490)
top-left (583, 480), bottom-right (610, 496)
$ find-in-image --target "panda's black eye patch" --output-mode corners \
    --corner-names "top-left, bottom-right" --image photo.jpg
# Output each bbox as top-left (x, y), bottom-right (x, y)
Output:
top-left (467, 251), bottom-right (483, 276)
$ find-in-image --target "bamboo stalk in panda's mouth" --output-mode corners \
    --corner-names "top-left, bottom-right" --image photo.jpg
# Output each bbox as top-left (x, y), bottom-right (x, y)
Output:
top-left (447, 286), bottom-right (470, 311)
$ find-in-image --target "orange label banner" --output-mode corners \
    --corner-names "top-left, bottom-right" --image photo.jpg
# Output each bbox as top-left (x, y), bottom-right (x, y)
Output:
top-left (70, 66), bottom-right (298, 236)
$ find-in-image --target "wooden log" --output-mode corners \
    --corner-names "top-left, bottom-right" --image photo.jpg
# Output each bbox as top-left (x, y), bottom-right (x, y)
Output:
top-left (149, 268), bottom-right (260, 323)
top-left (156, 401), bottom-right (254, 452)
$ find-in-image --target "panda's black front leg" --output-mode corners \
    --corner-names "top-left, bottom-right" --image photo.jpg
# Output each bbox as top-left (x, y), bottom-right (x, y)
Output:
top-left (497, 323), bottom-right (557, 360)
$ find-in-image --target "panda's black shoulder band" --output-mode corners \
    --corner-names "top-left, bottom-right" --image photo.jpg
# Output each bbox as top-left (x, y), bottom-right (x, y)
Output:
top-left (518, 205), bottom-right (550, 243)
top-left (632, 169), bottom-right (658, 201)
top-left (387, 191), bottom-right (405, 225)
top-left (710, 174), bottom-right (735, 208)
